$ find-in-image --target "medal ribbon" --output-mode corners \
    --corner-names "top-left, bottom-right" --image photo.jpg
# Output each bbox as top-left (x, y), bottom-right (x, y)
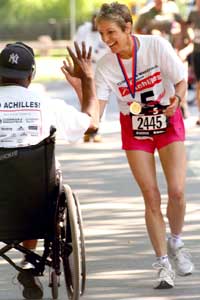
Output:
top-left (117, 35), bottom-right (137, 98)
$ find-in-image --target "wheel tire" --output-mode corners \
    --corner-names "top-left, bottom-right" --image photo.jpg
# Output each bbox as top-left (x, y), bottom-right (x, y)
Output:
top-left (72, 192), bottom-right (86, 295)
top-left (51, 271), bottom-right (59, 299)
top-left (61, 185), bottom-right (81, 300)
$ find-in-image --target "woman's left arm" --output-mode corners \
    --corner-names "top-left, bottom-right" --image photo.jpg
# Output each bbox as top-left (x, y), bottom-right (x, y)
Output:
top-left (164, 78), bottom-right (187, 117)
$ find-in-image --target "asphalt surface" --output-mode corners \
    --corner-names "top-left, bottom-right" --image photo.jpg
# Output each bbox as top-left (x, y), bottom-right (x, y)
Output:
top-left (0, 81), bottom-right (199, 300)
top-left (55, 115), bottom-right (200, 300)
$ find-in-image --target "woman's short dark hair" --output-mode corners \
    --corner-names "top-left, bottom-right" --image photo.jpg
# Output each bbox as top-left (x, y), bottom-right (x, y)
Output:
top-left (96, 2), bottom-right (133, 31)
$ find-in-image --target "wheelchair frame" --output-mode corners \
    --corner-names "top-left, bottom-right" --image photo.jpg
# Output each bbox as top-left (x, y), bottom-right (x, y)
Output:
top-left (0, 132), bottom-right (86, 300)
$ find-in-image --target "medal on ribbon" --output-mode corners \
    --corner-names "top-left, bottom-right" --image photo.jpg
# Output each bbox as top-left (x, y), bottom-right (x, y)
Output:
top-left (129, 101), bottom-right (142, 115)
top-left (117, 35), bottom-right (138, 115)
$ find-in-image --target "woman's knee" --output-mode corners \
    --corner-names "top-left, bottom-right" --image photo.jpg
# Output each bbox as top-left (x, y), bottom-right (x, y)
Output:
top-left (168, 187), bottom-right (185, 206)
top-left (142, 186), bottom-right (161, 213)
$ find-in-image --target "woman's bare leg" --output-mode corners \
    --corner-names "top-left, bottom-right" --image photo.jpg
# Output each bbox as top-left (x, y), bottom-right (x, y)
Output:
top-left (126, 150), bottom-right (166, 257)
top-left (158, 141), bottom-right (186, 235)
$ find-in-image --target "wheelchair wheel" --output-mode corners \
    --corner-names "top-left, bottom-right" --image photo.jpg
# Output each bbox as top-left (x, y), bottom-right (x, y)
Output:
top-left (72, 192), bottom-right (86, 295)
top-left (50, 271), bottom-right (59, 299)
top-left (61, 184), bottom-right (86, 300)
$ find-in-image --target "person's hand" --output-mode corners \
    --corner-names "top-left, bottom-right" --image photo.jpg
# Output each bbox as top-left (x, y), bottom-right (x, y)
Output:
top-left (61, 42), bottom-right (94, 104)
top-left (163, 96), bottom-right (180, 117)
top-left (61, 53), bottom-right (82, 92)
top-left (61, 41), bottom-right (93, 80)
top-left (61, 42), bottom-right (99, 129)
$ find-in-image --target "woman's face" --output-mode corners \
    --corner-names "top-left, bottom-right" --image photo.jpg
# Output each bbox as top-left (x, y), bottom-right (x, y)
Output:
top-left (97, 19), bottom-right (131, 54)
top-left (196, 0), bottom-right (200, 10)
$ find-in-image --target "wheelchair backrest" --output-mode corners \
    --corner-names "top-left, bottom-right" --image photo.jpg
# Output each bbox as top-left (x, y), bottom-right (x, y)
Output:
top-left (0, 135), bottom-right (57, 241)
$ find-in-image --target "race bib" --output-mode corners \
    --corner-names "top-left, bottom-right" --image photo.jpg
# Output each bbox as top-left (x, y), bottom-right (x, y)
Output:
top-left (131, 106), bottom-right (168, 137)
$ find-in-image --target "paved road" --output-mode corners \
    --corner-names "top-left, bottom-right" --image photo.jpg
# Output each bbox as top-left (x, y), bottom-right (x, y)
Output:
top-left (0, 82), bottom-right (199, 300)
top-left (55, 123), bottom-right (200, 300)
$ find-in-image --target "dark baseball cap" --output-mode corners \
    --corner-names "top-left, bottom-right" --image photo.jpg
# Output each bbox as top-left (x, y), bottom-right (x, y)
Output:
top-left (0, 42), bottom-right (35, 79)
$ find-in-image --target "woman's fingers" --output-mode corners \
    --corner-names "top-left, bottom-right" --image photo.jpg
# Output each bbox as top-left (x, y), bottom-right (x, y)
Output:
top-left (164, 106), bottom-right (176, 116)
top-left (163, 96), bottom-right (180, 116)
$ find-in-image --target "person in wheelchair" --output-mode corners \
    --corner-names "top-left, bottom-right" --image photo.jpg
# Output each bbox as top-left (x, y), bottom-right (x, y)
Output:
top-left (0, 41), bottom-right (98, 299)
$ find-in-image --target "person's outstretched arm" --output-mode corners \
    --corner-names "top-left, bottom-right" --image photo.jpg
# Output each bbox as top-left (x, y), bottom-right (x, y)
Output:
top-left (61, 41), bottom-right (99, 131)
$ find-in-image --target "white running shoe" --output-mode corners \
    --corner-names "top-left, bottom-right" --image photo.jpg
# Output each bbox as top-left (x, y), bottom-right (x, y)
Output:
top-left (167, 239), bottom-right (194, 276)
top-left (153, 262), bottom-right (175, 289)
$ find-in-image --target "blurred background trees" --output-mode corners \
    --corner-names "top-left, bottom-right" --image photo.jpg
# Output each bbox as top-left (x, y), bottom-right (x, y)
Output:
top-left (0, 0), bottom-right (194, 41)
top-left (0, 0), bottom-right (91, 40)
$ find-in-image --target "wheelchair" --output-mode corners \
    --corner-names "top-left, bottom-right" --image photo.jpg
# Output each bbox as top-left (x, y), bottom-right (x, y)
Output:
top-left (0, 129), bottom-right (86, 300)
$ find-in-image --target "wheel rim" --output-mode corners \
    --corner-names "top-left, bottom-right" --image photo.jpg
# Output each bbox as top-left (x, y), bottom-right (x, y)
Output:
top-left (60, 188), bottom-right (81, 300)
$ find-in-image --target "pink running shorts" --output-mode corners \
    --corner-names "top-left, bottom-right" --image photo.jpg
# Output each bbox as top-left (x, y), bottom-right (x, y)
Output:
top-left (120, 108), bottom-right (185, 153)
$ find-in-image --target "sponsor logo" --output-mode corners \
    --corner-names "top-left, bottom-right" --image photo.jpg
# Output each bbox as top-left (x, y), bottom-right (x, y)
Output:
top-left (28, 125), bottom-right (38, 130)
top-left (3, 118), bottom-right (22, 123)
top-left (20, 132), bottom-right (28, 136)
top-left (0, 150), bottom-right (18, 161)
top-left (17, 126), bottom-right (24, 131)
top-left (1, 127), bottom-right (12, 131)
top-left (119, 72), bottom-right (162, 97)
top-left (26, 118), bottom-right (39, 123)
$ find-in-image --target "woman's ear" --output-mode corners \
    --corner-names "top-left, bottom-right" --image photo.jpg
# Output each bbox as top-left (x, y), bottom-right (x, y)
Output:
top-left (125, 22), bottom-right (132, 34)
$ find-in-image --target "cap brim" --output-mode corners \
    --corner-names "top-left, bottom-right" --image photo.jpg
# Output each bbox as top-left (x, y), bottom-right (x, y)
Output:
top-left (0, 66), bottom-right (32, 79)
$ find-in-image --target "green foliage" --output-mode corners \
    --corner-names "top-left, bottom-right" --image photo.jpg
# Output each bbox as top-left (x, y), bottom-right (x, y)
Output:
top-left (0, 0), bottom-right (94, 26)
top-left (0, 0), bottom-right (67, 24)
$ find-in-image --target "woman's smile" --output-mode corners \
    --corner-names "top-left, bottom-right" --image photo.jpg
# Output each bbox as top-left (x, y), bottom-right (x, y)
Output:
top-left (97, 19), bottom-right (133, 57)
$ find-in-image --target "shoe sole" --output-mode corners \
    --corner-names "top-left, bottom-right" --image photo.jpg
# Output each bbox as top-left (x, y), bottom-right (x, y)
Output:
top-left (154, 280), bottom-right (174, 289)
top-left (177, 267), bottom-right (193, 276)
top-left (167, 244), bottom-right (194, 277)
top-left (170, 263), bottom-right (193, 277)
top-left (168, 254), bottom-right (194, 276)
top-left (178, 272), bottom-right (192, 276)
top-left (17, 271), bottom-right (43, 299)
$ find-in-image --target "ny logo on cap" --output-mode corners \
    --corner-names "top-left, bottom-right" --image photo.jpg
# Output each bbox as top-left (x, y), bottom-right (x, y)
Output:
top-left (9, 53), bottom-right (19, 64)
